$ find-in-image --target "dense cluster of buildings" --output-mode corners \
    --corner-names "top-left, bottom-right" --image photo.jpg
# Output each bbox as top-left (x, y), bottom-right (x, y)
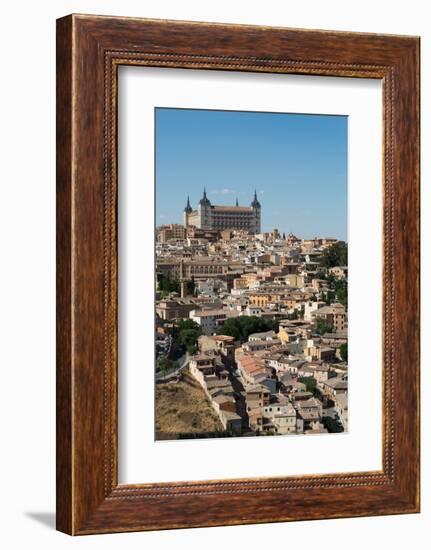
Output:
top-left (186, 324), bottom-right (348, 436)
top-left (156, 192), bottom-right (348, 437)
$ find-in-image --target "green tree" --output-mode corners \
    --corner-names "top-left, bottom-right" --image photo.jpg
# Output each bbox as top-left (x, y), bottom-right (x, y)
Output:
top-left (339, 342), bottom-right (348, 362)
top-left (326, 273), bottom-right (337, 289)
top-left (298, 376), bottom-right (317, 393)
top-left (313, 319), bottom-right (333, 335)
top-left (216, 316), bottom-right (279, 342)
top-left (324, 290), bottom-right (335, 304)
top-left (320, 242), bottom-right (348, 269)
top-left (217, 318), bottom-right (242, 340)
top-left (157, 357), bottom-right (177, 374)
top-left (334, 279), bottom-right (348, 307)
top-left (157, 273), bottom-right (180, 294)
top-left (186, 276), bottom-right (195, 296)
top-left (298, 377), bottom-right (322, 398)
top-left (323, 416), bottom-right (344, 433)
top-left (177, 319), bottom-right (201, 332)
top-left (179, 328), bottom-right (200, 354)
top-left (176, 318), bottom-right (202, 354)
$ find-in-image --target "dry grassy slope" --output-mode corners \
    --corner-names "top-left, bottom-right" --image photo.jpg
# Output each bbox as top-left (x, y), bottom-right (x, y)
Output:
top-left (155, 371), bottom-right (223, 435)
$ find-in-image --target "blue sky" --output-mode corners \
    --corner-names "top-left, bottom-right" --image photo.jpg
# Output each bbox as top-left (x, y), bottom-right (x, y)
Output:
top-left (155, 108), bottom-right (347, 240)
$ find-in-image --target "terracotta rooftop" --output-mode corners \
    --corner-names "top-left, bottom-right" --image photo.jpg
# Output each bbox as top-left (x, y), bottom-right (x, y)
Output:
top-left (212, 335), bottom-right (235, 342)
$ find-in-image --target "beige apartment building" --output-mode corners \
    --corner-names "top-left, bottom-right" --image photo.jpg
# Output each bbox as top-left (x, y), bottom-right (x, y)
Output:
top-left (248, 291), bottom-right (301, 310)
top-left (311, 302), bottom-right (348, 331)
top-left (155, 299), bottom-right (195, 321)
top-left (157, 258), bottom-right (243, 281)
top-left (156, 224), bottom-right (187, 243)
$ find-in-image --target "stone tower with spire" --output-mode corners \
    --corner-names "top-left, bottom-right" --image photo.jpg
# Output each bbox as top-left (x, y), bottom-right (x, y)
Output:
top-left (250, 189), bottom-right (261, 233)
top-left (183, 195), bottom-right (192, 227)
top-left (197, 187), bottom-right (211, 229)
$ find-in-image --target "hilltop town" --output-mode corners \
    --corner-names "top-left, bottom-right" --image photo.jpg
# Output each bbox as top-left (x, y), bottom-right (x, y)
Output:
top-left (155, 191), bottom-right (348, 439)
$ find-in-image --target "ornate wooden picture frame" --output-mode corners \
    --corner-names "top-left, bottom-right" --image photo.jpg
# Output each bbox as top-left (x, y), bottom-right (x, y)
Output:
top-left (56, 14), bottom-right (420, 535)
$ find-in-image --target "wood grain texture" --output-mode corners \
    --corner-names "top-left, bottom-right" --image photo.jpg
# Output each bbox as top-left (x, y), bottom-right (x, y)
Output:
top-left (56, 15), bottom-right (73, 535)
top-left (56, 14), bottom-right (420, 535)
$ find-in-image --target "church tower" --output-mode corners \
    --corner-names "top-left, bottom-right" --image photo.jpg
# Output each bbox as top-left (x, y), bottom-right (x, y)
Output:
top-left (183, 195), bottom-right (192, 227)
top-left (197, 187), bottom-right (212, 229)
top-left (250, 189), bottom-right (261, 233)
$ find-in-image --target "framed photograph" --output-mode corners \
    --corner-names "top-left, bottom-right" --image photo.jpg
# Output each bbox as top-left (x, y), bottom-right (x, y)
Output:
top-left (56, 14), bottom-right (420, 535)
